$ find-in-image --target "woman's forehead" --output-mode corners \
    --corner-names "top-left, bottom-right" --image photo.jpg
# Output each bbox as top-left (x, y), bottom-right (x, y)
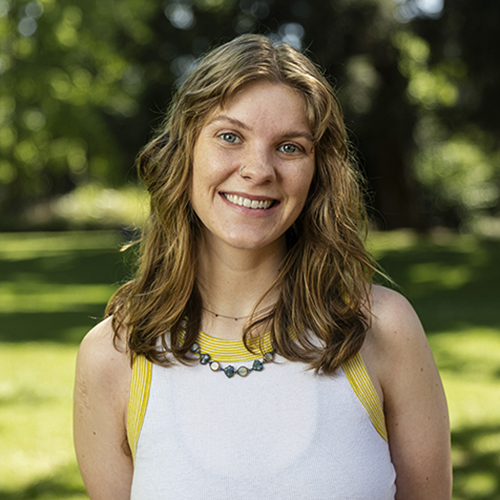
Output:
top-left (199, 81), bottom-right (316, 134)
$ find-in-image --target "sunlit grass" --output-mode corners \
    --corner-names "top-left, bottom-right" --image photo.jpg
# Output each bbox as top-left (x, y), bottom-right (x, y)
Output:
top-left (0, 343), bottom-right (86, 499)
top-left (0, 282), bottom-right (118, 313)
top-left (0, 231), bottom-right (122, 257)
top-left (432, 329), bottom-right (500, 499)
top-left (369, 231), bottom-right (500, 500)
top-left (0, 230), bottom-right (499, 498)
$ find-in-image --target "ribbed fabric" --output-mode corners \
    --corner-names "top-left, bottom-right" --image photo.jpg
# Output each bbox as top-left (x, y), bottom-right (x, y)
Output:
top-left (343, 352), bottom-right (388, 441)
top-left (128, 339), bottom-right (396, 500)
top-left (196, 329), bottom-right (274, 362)
top-left (127, 354), bottom-right (152, 460)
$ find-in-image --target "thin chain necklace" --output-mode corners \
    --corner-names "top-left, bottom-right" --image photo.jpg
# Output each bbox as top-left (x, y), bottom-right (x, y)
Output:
top-left (202, 305), bottom-right (272, 322)
top-left (201, 306), bottom-right (250, 321)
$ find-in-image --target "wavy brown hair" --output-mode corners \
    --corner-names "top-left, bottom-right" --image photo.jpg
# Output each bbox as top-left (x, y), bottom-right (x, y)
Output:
top-left (107, 34), bottom-right (377, 374)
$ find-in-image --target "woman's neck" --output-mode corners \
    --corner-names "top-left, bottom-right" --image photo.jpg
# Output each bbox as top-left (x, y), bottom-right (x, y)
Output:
top-left (196, 237), bottom-right (286, 340)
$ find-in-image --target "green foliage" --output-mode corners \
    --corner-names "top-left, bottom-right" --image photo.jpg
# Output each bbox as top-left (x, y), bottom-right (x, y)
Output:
top-left (51, 183), bottom-right (148, 229)
top-left (0, 0), bottom-right (156, 214)
top-left (1, 0), bottom-right (500, 228)
top-left (415, 133), bottom-right (500, 220)
top-left (390, 24), bottom-right (500, 226)
top-left (393, 30), bottom-right (462, 109)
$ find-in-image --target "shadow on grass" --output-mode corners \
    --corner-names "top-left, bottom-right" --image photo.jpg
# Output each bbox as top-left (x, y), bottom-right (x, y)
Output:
top-left (0, 249), bottom-right (130, 286)
top-left (373, 237), bottom-right (500, 334)
top-left (0, 464), bottom-right (87, 500)
top-left (0, 310), bottom-right (104, 344)
top-left (452, 424), bottom-right (500, 500)
top-left (0, 232), bottom-right (131, 344)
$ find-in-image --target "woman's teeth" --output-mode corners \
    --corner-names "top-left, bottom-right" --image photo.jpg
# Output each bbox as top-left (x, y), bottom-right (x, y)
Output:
top-left (224, 193), bottom-right (274, 209)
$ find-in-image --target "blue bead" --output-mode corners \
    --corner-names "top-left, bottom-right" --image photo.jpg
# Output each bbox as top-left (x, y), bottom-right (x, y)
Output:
top-left (224, 366), bottom-right (235, 378)
top-left (199, 353), bottom-right (211, 365)
top-left (252, 359), bottom-right (263, 371)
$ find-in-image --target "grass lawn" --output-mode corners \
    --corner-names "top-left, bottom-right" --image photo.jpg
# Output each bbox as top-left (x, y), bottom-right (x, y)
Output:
top-left (370, 230), bottom-right (500, 499)
top-left (0, 229), bottom-right (499, 499)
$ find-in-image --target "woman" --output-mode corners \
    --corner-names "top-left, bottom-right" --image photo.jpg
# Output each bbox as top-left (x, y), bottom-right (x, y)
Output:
top-left (74, 34), bottom-right (452, 499)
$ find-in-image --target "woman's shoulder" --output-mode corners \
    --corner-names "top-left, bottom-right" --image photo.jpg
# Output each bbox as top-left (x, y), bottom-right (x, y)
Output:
top-left (74, 318), bottom-right (135, 495)
top-left (362, 290), bottom-right (451, 497)
top-left (364, 284), bottom-right (426, 351)
top-left (76, 316), bottom-right (132, 395)
top-left (361, 284), bottom-right (432, 392)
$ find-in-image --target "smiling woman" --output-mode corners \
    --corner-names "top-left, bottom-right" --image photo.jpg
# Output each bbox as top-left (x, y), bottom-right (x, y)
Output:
top-left (74, 34), bottom-right (451, 500)
top-left (190, 80), bottom-right (315, 253)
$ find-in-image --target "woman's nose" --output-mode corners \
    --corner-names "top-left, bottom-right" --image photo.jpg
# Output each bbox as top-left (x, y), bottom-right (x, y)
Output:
top-left (239, 149), bottom-right (276, 184)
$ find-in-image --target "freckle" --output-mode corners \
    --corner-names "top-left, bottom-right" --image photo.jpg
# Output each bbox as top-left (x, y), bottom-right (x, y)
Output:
top-left (93, 431), bottom-right (96, 435)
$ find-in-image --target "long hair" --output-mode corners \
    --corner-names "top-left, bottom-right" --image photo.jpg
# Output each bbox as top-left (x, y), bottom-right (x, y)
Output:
top-left (106, 34), bottom-right (377, 374)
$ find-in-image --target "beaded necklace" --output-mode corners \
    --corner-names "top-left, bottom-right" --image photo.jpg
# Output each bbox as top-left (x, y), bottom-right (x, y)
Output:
top-left (190, 341), bottom-right (275, 378)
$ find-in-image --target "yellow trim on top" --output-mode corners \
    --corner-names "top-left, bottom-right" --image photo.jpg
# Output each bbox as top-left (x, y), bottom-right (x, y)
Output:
top-left (126, 345), bottom-right (388, 459)
top-left (197, 330), bottom-right (274, 362)
top-left (127, 354), bottom-right (153, 461)
top-left (342, 352), bottom-right (388, 442)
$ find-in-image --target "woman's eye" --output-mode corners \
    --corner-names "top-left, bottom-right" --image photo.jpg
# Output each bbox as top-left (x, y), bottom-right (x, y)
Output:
top-left (220, 133), bottom-right (239, 144)
top-left (279, 143), bottom-right (301, 154)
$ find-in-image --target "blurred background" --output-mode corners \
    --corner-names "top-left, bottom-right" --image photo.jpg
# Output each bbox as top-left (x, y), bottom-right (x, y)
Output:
top-left (1, 0), bottom-right (500, 233)
top-left (0, 0), bottom-right (499, 498)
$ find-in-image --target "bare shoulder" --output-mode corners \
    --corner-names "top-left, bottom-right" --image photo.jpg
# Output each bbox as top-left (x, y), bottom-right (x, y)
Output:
top-left (369, 284), bottom-right (424, 335)
top-left (362, 285), bottom-right (428, 360)
top-left (74, 316), bottom-right (134, 499)
top-left (75, 316), bottom-right (132, 432)
top-left (76, 317), bottom-right (131, 397)
top-left (363, 285), bottom-right (452, 499)
top-left (78, 316), bottom-right (130, 371)
top-left (362, 284), bottom-right (437, 407)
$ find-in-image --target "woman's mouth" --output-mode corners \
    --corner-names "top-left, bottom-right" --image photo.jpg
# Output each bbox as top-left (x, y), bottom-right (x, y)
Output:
top-left (223, 193), bottom-right (276, 210)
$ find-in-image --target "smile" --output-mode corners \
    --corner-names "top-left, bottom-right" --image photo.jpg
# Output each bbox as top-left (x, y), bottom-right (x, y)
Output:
top-left (223, 193), bottom-right (275, 210)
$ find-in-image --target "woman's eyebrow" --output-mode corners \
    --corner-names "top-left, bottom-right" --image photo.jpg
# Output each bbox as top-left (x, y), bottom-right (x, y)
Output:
top-left (207, 114), bottom-right (250, 130)
top-left (282, 130), bottom-right (314, 143)
top-left (208, 114), bottom-right (313, 142)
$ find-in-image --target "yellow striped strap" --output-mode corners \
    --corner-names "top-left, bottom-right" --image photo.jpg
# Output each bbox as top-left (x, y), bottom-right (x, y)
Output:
top-left (342, 352), bottom-right (388, 442)
top-left (127, 354), bottom-right (153, 461)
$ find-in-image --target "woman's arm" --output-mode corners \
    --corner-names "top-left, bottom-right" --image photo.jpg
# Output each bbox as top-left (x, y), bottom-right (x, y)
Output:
top-left (364, 286), bottom-right (452, 500)
top-left (73, 317), bottom-right (133, 499)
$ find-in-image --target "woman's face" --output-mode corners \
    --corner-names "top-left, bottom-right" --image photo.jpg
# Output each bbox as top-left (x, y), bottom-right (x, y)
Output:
top-left (190, 80), bottom-right (315, 254)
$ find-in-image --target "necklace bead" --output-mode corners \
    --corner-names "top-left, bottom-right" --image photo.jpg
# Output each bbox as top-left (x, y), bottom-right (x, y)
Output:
top-left (209, 361), bottom-right (221, 372)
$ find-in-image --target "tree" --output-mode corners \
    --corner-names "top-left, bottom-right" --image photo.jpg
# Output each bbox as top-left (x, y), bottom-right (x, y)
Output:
top-left (392, 0), bottom-right (500, 229)
top-left (1, 0), bottom-right (497, 230)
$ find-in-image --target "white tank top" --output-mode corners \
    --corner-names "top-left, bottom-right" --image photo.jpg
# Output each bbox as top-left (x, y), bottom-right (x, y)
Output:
top-left (127, 331), bottom-right (396, 499)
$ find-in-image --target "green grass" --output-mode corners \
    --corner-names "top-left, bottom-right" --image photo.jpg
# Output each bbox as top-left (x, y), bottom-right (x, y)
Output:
top-left (0, 231), bottom-right (129, 499)
top-left (0, 229), bottom-right (499, 499)
top-left (370, 230), bottom-right (500, 499)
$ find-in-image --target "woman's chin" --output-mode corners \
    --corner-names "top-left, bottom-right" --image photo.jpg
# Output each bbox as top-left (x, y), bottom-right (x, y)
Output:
top-left (210, 232), bottom-right (286, 254)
